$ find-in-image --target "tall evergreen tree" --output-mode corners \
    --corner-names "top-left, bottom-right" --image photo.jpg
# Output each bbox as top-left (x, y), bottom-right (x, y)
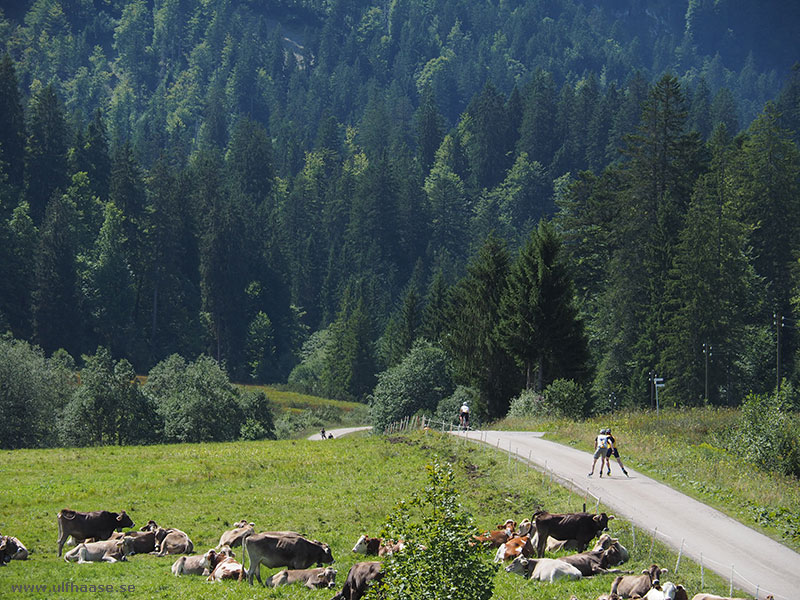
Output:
top-left (0, 54), bottom-right (26, 196)
top-left (444, 233), bottom-right (519, 417)
top-left (499, 220), bottom-right (590, 391)
top-left (32, 192), bottom-right (81, 356)
top-left (25, 84), bottom-right (70, 225)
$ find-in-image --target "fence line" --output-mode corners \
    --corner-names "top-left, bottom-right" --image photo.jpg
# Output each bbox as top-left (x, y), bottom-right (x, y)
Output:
top-left (378, 420), bottom-right (787, 600)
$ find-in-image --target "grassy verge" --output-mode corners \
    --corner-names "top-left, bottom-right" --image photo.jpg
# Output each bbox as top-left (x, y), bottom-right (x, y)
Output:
top-left (496, 407), bottom-right (800, 554)
top-left (0, 431), bottom-right (742, 599)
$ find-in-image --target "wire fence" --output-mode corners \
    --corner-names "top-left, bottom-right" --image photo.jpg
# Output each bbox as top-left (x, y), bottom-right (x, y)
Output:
top-left (380, 418), bottom-right (789, 600)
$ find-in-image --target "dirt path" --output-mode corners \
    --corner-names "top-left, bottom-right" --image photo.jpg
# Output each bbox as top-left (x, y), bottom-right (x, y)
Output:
top-left (459, 429), bottom-right (796, 600)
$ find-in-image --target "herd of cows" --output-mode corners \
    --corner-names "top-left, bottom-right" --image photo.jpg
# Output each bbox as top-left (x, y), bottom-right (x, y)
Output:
top-left (0, 507), bottom-right (767, 600)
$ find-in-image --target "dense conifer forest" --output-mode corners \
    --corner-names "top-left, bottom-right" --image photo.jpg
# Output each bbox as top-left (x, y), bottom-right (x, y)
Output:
top-left (1, 0), bottom-right (800, 447)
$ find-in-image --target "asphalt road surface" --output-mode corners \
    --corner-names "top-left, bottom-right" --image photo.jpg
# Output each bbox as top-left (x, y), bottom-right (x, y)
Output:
top-left (458, 429), bottom-right (797, 600)
top-left (311, 426), bottom-right (797, 599)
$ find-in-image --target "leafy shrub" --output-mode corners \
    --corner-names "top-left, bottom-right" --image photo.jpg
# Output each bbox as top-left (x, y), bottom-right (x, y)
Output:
top-left (436, 386), bottom-right (481, 427)
top-left (0, 335), bottom-right (73, 448)
top-left (237, 389), bottom-right (276, 440)
top-left (143, 354), bottom-right (242, 443)
top-left (366, 462), bottom-right (496, 600)
top-left (60, 347), bottom-right (158, 446)
top-left (369, 340), bottom-right (454, 432)
top-left (287, 329), bottom-right (330, 395)
top-left (506, 388), bottom-right (547, 418)
top-left (544, 378), bottom-right (590, 419)
top-left (731, 387), bottom-right (800, 477)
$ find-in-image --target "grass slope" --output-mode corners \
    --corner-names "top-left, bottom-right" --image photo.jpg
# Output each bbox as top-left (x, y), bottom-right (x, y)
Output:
top-left (1, 431), bottom-right (740, 599)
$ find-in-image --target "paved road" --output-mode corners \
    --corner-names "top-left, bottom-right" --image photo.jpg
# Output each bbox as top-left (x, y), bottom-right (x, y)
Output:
top-left (457, 429), bottom-right (797, 600)
top-left (307, 426), bottom-right (372, 440)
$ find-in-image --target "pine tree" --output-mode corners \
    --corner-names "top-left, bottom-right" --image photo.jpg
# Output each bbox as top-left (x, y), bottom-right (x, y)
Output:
top-left (414, 85), bottom-right (446, 174)
top-left (25, 84), bottom-right (70, 225)
top-left (0, 54), bottom-right (25, 196)
top-left (33, 192), bottom-right (82, 356)
top-left (444, 233), bottom-right (519, 417)
top-left (499, 220), bottom-right (590, 391)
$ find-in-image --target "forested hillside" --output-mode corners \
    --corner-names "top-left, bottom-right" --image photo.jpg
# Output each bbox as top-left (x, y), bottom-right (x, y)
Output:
top-left (1, 0), bottom-right (800, 439)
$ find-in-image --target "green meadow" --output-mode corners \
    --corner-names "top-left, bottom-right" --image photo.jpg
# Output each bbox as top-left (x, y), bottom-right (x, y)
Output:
top-left (1, 431), bottom-right (741, 599)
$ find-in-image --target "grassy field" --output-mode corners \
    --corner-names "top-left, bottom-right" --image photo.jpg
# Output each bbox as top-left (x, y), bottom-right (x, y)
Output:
top-left (497, 407), bottom-right (800, 554)
top-left (0, 430), bottom-right (743, 599)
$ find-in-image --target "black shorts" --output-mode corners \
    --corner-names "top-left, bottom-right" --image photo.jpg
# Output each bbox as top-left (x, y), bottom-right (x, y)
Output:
top-left (606, 448), bottom-right (619, 458)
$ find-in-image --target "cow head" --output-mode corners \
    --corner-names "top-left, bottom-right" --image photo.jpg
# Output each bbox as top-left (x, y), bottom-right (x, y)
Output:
top-left (140, 520), bottom-right (158, 532)
top-left (202, 549), bottom-right (217, 572)
top-left (593, 513), bottom-right (614, 531)
top-left (116, 511), bottom-right (135, 530)
top-left (517, 519), bottom-right (533, 536)
top-left (352, 535), bottom-right (368, 554)
top-left (505, 555), bottom-right (534, 577)
top-left (643, 564), bottom-right (666, 585)
top-left (319, 566), bottom-right (338, 588)
top-left (120, 536), bottom-right (138, 557)
top-left (314, 541), bottom-right (334, 565)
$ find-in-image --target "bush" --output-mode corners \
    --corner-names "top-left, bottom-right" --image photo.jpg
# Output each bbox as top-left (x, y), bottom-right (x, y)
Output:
top-left (143, 354), bottom-right (242, 443)
top-left (731, 386), bottom-right (800, 478)
top-left (0, 335), bottom-right (73, 448)
top-left (369, 341), bottom-right (454, 432)
top-left (544, 378), bottom-right (590, 419)
top-left (436, 386), bottom-right (481, 427)
top-left (60, 347), bottom-right (158, 446)
top-left (367, 462), bottom-right (496, 600)
top-left (237, 389), bottom-right (276, 440)
top-left (506, 388), bottom-right (547, 418)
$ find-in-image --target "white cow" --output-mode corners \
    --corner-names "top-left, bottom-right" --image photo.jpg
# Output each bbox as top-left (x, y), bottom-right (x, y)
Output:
top-left (505, 556), bottom-right (582, 582)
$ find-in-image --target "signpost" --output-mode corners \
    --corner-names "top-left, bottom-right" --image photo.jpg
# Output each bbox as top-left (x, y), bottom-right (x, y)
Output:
top-left (653, 376), bottom-right (664, 415)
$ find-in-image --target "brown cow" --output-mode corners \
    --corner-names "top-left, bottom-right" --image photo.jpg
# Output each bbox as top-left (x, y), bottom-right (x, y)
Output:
top-left (558, 546), bottom-right (627, 577)
top-left (611, 564), bottom-right (667, 598)
top-left (351, 535), bottom-right (404, 557)
top-left (154, 528), bottom-right (193, 556)
top-left (216, 520), bottom-right (255, 549)
top-left (242, 531), bottom-right (334, 586)
top-left (267, 566), bottom-right (338, 589)
top-left (0, 536), bottom-right (25, 564)
top-left (206, 548), bottom-right (244, 582)
top-left (493, 535), bottom-right (534, 562)
top-left (57, 509), bottom-right (135, 556)
top-left (532, 510), bottom-right (614, 557)
top-left (172, 547), bottom-right (233, 576)
top-left (331, 561), bottom-right (383, 600)
top-left (119, 531), bottom-right (156, 555)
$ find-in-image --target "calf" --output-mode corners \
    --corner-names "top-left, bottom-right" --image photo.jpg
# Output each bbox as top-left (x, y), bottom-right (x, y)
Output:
top-left (493, 535), bottom-right (534, 562)
top-left (267, 566), bottom-right (338, 589)
top-left (217, 520), bottom-right (254, 549)
top-left (645, 582), bottom-right (689, 600)
top-left (207, 552), bottom-right (243, 582)
top-left (592, 534), bottom-right (629, 564)
top-left (64, 539), bottom-right (126, 563)
top-left (559, 546), bottom-right (627, 577)
top-left (154, 528), bottom-right (193, 556)
top-left (351, 535), bottom-right (382, 555)
top-left (119, 531), bottom-right (156, 555)
top-left (57, 509), bottom-right (135, 556)
top-left (474, 520), bottom-right (517, 548)
top-left (532, 510), bottom-right (614, 557)
top-left (611, 564), bottom-right (667, 598)
top-left (0, 536), bottom-right (25, 564)
top-left (331, 561), bottom-right (382, 600)
top-left (173, 547), bottom-right (233, 576)
top-left (504, 555), bottom-right (582, 582)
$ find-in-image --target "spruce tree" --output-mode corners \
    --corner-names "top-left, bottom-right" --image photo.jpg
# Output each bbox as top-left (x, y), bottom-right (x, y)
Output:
top-left (25, 84), bottom-right (70, 225)
top-left (0, 54), bottom-right (25, 196)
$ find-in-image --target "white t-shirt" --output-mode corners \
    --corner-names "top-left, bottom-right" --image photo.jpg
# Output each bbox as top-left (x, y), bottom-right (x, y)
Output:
top-left (460, 404), bottom-right (470, 414)
top-left (595, 434), bottom-right (610, 449)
